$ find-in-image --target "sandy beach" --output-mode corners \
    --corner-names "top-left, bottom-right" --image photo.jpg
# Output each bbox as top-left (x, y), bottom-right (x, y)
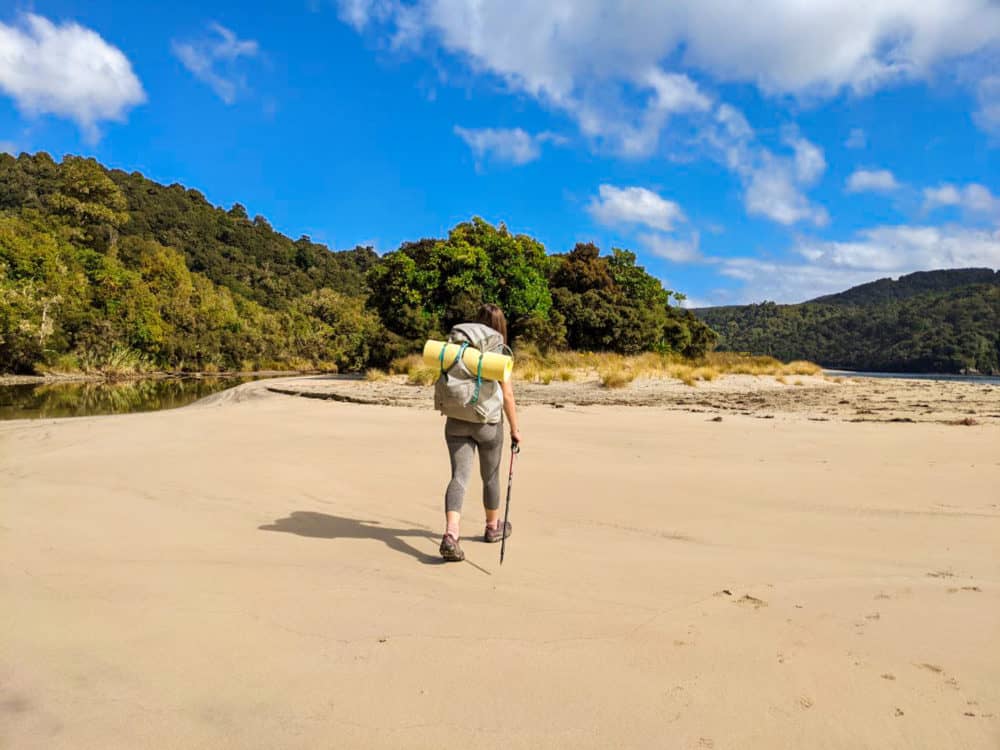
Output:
top-left (2, 378), bottom-right (998, 749)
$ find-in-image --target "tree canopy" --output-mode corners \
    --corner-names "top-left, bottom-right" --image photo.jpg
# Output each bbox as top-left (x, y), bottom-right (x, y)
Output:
top-left (1, 152), bottom-right (715, 374)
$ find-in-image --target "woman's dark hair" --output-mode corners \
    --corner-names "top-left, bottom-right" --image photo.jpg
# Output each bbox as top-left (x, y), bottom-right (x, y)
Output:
top-left (476, 303), bottom-right (508, 345)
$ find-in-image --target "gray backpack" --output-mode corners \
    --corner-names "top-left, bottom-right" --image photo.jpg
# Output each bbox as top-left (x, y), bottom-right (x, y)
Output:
top-left (433, 323), bottom-right (508, 424)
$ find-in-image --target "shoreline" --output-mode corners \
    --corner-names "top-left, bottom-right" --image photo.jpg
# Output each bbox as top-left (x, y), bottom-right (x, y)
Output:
top-left (0, 369), bottom-right (321, 387)
top-left (255, 373), bottom-right (1000, 426)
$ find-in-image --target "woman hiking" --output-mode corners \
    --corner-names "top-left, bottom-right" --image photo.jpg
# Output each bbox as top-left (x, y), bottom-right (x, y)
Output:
top-left (436, 303), bottom-right (521, 562)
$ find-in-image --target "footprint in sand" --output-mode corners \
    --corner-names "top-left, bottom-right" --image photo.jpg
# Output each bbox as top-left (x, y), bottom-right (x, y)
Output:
top-left (927, 570), bottom-right (956, 579)
top-left (735, 594), bottom-right (767, 609)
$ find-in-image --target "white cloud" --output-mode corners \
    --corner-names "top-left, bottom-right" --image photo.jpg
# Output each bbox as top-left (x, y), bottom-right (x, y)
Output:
top-left (697, 110), bottom-right (828, 226)
top-left (639, 231), bottom-right (702, 262)
top-left (344, 0), bottom-right (1000, 96)
top-left (340, 0), bottom-right (1000, 148)
top-left (587, 185), bottom-right (685, 232)
top-left (718, 258), bottom-right (881, 303)
top-left (341, 2), bottom-right (1000, 226)
top-left (337, 0), bottom-right (399, 31)
top-left (974, 74), bottom-right (1000, 136)
top-left (845, 128), bottom-right (867, 149)
top-left (923, 184), bottom-right (962, 209)
top-left (788, 132), bottom-right (826, 183)
top-left (923, 182), bottom-right (1000, 218)
top-left (172, 24), bottom-right (259, 104)
top-left (745, 134), bottom-right (828, 227)
top-left (797, 225), bottom-right (1000, 271)
top-left (0, 141), bottom-right (18, 155)
top-left (0, 14), bottom-right (145, 141)
top-left (963, 184), bottom-right (1000, 216)
top-left (846, 168), bottom-right (901, 193)
top-left (453, 126), bottom-right (561, 165)
top-left (743, 160), bottom-right (829, 227)
top-left (720, 224), bottom-right (1000, 302)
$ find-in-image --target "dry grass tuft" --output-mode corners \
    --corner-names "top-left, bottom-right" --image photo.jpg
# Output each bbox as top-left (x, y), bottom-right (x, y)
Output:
top-left (365, 368), bottom-right (388, 382)
top-left (388, 353), bottom-right (439, 385)
top-left (387, 345), bottom-right (821, 390)
top-left (599, 366), bottom-right (636, 388)
top-left (785, 360), bottom-right (823, 376)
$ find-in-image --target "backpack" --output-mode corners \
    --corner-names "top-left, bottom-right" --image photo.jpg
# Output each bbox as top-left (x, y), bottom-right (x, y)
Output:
top-left (433, 323), bottom-right (509, 424)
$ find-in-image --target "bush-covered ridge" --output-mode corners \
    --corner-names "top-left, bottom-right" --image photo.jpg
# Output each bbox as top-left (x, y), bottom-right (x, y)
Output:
top-left (807, 268), bottom-right (999, 306)
top-left (696, 274), bottom-right (1000, 375)
top-left (0, 152), bottom-right (715, 375)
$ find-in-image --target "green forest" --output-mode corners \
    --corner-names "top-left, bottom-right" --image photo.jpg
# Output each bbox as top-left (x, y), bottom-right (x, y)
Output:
top-left (0, 152), bottom-right (714, 375)
top-left (697, 270), bottom-right (1000, 375)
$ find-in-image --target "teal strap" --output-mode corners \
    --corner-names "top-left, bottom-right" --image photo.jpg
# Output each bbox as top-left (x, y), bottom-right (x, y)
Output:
top-left (440, 341), bottom-right (468, 374)
top-left (468, 351), bottom-right (485, 405)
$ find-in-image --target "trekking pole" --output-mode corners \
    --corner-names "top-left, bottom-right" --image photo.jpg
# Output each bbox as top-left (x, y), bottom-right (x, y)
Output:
top-left (499, 441), bottom-right (520, 566)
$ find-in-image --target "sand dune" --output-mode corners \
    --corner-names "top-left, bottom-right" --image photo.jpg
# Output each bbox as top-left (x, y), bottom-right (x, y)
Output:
top-left (1, 382), bottom-right (998, 748)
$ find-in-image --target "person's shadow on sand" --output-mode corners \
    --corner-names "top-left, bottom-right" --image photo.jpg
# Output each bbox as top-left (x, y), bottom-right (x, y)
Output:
top-left (259, 511), bottom-right (445, 566)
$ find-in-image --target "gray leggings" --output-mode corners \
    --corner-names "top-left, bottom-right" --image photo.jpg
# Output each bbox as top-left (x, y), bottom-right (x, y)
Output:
top-left (444, 417), bottom-right (504, 514)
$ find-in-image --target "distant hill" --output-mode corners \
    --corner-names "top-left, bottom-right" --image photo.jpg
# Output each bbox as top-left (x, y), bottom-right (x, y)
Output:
top-left (807, 268), bottom-right (999, 306)
top-left (696, 270), bottom-right (1000, 374)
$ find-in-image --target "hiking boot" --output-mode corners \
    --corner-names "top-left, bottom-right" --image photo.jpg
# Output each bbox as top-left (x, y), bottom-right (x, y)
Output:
top-left (439, 533), bottom-right (465, 562)
top-left (484, 521), bottom-right (512, 543)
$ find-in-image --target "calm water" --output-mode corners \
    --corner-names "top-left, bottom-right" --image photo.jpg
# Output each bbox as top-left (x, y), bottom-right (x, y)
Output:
top-left (824, 370), bottom-right (1000, 385)
top-left (0, 377), bottom-right (261, 421)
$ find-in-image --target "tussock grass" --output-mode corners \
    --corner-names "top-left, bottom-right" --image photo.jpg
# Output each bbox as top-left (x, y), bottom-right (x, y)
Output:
top-left (35, 353), bottom-right (82, 375)
top-left (78, 345), bottom-right (156, 377)
top-left (598, 366), bottom-right (636, 388)
top-left (390, 354), bottom-right (439, 385)
top-left (386, 346), bottom-right (821, 390)
top-left (785, 360), bottom-right (823, 376)
top-left (513, 345), bottom-right (822, 388)
top-left (365, 368), bottom-right (388, 381)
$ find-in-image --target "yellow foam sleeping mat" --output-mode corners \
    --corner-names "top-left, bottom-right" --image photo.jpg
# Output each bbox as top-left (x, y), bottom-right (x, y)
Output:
top-left (422, 340), bottom-right (514, 382)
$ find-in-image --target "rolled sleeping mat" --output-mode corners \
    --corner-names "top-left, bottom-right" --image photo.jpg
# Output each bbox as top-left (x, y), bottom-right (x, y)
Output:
top-left (422, 340), bottom-right (513, 382)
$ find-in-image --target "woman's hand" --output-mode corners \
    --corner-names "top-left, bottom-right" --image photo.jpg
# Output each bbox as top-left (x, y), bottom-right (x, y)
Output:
top-left (510, 429), bottom-right (522, 447)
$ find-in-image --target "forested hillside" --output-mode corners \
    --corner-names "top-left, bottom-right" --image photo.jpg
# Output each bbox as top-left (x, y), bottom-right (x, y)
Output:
top-left (0, 152), bottom-right (713, 375)
top-left (697, 271), bottom-right (1000, 374)
top-left (807, 268), bottom-right (999, 306)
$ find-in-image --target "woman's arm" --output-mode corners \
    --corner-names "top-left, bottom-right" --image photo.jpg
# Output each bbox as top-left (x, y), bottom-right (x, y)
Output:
top-left (501, 378), bottom-right (521, 446)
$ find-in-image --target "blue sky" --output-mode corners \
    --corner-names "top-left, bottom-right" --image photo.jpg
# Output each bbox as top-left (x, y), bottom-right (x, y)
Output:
top-left (1, 1), bottom-right (999, 305)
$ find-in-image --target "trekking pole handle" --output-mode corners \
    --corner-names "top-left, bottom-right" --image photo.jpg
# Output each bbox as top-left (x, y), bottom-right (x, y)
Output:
top-left (511, 442), bottom-right (520, 454)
